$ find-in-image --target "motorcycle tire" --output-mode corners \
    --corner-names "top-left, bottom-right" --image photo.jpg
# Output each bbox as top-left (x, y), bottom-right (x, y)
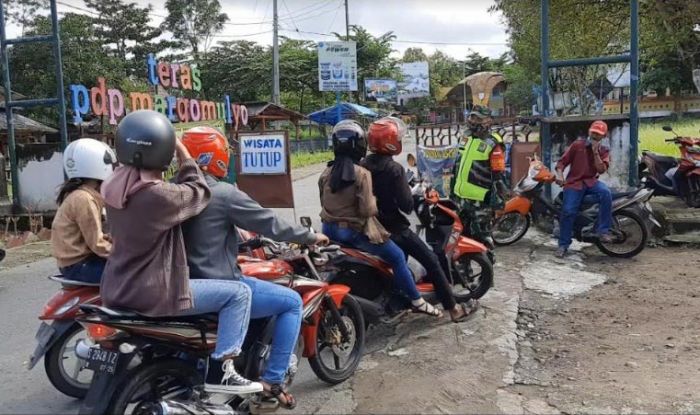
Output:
top-left (44, 322), bottom-right (93, 399)
top-left (595, 209), bottom-right (648, 258)
top-left (308, 295), bottom-right (366, 385)
top-left (492, 212), bottom-right (530, 246)
top-left (451, 252), bottom-right (494, 302)
top-left (108, 358), bottom-right (202, 415)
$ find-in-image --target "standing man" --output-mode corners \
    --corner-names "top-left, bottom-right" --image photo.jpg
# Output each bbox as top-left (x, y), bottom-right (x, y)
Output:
top-left (555, 120), bottom-right (614, 258)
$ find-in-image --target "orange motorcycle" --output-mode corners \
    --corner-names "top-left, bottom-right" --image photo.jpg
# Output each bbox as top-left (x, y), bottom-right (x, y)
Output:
top-left (491, 156), bottom-right (658, 258)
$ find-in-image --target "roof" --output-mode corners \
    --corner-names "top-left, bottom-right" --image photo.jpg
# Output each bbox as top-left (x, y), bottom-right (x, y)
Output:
top-left (445, 71), bottom-right (507, 106)
top-left (308, 102), bottom-right (378, 125)
top-left (0, 109), bottom-right (58, 133)
top-left (0, 89), bottom-right (28, 108)
top-left (243, 101), bottom-right (306, 121)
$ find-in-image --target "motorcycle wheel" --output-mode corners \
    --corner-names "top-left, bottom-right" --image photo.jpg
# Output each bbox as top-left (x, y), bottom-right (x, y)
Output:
top-left (308, 295), bottom-right (365, 385)
top-left (451, 252), bottom-right (494, 301)
top-left (44, 322), bottom-right (93, 398)
top-left (595, 209), bottom-right (648, 258)
top-left (685, 177), bottom-right (700, 208)
top-left (492, 212), bottom-right (530, 246)
top-left (109, 358), bottom-right (202, 415)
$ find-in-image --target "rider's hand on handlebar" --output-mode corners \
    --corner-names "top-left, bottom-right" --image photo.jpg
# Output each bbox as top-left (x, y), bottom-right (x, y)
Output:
top-left (313, 233), bottom-right (330, 246)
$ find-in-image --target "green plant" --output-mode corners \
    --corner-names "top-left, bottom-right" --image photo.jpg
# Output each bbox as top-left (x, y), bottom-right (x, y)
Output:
top-left (639, 119), bottom-right (700, 157)
top-left (291, 151), bottom-right (333, 169)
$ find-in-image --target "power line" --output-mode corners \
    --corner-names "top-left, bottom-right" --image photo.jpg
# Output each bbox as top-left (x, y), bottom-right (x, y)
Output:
top-left (282, 29), bottom-right (508, 46)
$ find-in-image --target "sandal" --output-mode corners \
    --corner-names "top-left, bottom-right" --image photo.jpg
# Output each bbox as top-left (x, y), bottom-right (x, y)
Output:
top-left (411, 301), bottom-right (443, 318)
top-left (261, 383), bottom-right (296, 410)
top-left (451, 299), bottom-right (479, 323)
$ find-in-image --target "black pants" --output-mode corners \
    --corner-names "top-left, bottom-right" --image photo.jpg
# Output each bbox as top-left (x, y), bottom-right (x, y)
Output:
top-left (390, 228), bottom-right (457, 311)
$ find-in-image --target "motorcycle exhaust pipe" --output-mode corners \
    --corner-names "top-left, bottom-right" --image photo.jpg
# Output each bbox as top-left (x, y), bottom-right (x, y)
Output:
top-left (75, 340), bottom-right (91, 360)
top-left (153, 399), bottom-right (235, 415)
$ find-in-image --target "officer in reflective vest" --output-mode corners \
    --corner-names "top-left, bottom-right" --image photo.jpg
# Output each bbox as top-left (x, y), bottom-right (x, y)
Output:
top-left (451, 106), bottom-right (506, 248)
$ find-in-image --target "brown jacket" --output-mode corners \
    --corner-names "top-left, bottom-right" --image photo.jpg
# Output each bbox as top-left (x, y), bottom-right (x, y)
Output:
top-left (51, 186), bottom-right (111, 268)
top-left (100, 159), bottom-right (211, 317)
top-left (319, 164), bottom-right (389, 243)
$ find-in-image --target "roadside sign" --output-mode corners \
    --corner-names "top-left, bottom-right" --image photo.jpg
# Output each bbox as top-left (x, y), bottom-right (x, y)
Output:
top-left (239, 133), bottom-right (287, 175)
top-left (236, 131), bottom-right (294, 208)
top-left (318, 41), bottom-right (358, 92)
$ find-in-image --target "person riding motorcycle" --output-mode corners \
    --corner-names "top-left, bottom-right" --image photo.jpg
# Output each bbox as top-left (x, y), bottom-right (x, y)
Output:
top-left (180, 126), bottom-right (329, 410)
top-left (319, 120), bottom-right (441, 318)
top-left (362, 117), bottom-right (478, 322)
top-left (452, 106), bottom-right (507, 248)
top-left (99, 110), bottom-right (261, 395)
top-left (554, 120), bottom-right (614, 258)
top-left (51, 138), bottom-right (116, 283)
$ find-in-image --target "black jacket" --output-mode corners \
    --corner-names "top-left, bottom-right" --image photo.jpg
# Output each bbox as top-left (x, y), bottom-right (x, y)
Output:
top-left (361, 154), bottom-right (413, 233)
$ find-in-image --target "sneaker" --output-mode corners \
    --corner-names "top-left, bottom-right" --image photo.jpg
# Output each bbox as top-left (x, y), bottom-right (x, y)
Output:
top-left (204, 358), bottom-right (263, 395)
top-left (555, 247), bottom-right (568, 258)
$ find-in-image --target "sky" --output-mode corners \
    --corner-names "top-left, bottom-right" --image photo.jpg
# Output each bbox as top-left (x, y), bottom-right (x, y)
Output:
top-left (8, 0), bottom-right (509, 60)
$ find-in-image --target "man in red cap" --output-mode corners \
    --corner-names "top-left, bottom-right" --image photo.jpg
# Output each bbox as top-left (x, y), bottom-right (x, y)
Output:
top-left (554, 120), bottom-right (613, 258)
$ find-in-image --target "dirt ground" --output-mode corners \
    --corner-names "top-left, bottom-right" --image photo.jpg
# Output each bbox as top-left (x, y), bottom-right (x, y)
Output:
top-left (0, 241), bottom-right (52, 272)
top-left (510, 244), bottom-right (700, 414)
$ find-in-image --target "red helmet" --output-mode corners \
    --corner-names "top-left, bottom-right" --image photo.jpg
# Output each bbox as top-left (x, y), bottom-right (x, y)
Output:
top-left (181, 126), bottom-right (230, 178)
top-left (367, 117), bottom-right (407, 156)
top-left (589, 120), bottom-right (608, 136)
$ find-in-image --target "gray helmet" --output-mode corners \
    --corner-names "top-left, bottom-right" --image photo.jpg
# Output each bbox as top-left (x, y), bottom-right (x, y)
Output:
top-left (115, 110), bottom-right (176, 170)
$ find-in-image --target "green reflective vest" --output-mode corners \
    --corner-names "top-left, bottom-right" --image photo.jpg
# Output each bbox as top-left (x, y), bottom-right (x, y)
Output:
top-left (453, 133), bottom-right (503, 202)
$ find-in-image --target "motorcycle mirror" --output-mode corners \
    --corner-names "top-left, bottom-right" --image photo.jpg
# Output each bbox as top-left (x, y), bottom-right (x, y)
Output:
top-left (406, 153), bottom-right (417, 167)
top-left (300, 216), bottom-right (312, 228)
top-left (662, 125), bottom-right (673, 132)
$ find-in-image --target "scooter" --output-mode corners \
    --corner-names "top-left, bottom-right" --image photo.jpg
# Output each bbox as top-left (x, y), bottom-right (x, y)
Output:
top-left (76, 238), bottom-right (364, 415)
top-left (639, 125), bottom-right (700, 208)
top-left (491, 156), bottom-right (658, 258)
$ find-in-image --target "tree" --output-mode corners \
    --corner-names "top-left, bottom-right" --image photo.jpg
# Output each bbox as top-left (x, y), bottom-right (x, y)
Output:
top-left (200, 40), bottom-right (269, 102)
top-left (2, 0), bottom-right (46, 34)
top-left (402, 47), bottom-right (428, 63)
top-left (84, 0), bottom-right (165, 77)
top-left (502, 63), bottom-right (535, 114)
top-left (162, 0), bottom-right (229, 61)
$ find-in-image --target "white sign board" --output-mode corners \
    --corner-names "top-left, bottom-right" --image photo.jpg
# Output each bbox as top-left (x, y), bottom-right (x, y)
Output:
top-left (318, 41), bottom-right (358, 92)
top-left (397, 61), bottom-right (430, 103)
top-left (239, 134), bottom-right (287, 174)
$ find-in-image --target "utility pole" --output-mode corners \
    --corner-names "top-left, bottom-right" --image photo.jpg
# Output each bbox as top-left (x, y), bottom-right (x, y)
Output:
top-left (272, 0), bottom-right (280, 105)
top-left (462, 61), bottom-right (467, 121)
top-left (344, 0), bottom-right (349, 39)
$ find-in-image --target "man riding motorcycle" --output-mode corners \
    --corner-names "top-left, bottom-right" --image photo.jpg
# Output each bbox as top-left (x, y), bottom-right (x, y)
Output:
top-left (452, 105), bottom-right (507, 248)
top-left (361, 117), bottom-right (477, 322)
top-left (180, 126), bottom-right (329, 410)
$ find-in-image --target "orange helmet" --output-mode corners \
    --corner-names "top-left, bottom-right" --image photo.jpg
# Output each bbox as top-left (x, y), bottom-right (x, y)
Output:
top-left (181, 126), bottom-right (230, 178)
top-left (589, 120), bottom-right (608, 137)
top-left (367, 117), bottom-right (407, 156)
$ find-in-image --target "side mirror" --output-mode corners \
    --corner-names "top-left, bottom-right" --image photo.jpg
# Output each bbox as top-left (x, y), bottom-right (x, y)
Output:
top-left (406, 153), bottom-right (417, 167)
top-left (662, 125), bottom-right (673, 132)
top-left (300, 216), bottom-right (312, 228)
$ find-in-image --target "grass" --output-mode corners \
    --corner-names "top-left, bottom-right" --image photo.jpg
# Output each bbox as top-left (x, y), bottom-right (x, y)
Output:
top-left (639, 118), bottom-right (700, 157)
top-left (291, 151), bottom-right (333, 169)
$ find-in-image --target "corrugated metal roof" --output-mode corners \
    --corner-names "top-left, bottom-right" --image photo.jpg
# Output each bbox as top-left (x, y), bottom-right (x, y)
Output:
top-left (0, 109), bottom-right (58, 133)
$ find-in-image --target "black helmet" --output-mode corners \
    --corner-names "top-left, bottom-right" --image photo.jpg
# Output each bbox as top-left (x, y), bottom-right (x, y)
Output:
top-left (332, 120), bottom-right (367, 162)
top-left (115, 110), bottom-right (176, 170)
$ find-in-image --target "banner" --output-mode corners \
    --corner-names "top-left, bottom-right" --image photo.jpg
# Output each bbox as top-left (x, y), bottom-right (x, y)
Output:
top-left (398, 61), bottom-right (430, 103)
top-left (364, 79), bottom-right (397, 103)
top-left (417, 144), bottom-right (459, 198)
top-left (318, 41), bottom-right (358, 92)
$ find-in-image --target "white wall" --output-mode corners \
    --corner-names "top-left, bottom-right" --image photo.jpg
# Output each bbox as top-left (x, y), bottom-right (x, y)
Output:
top-left (18, 151), bottom-right (63, 212)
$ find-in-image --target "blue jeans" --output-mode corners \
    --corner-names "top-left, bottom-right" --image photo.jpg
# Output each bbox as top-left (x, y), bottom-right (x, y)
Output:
top-left (60, 255), bottom-right (106, 284)
top-left (182, 279), bottom-right (252, 360)
top-left (241, 276), bottom-right (302, 384)
top-left (322, 222), bottom-right (421, 300)
top-left (559, 180), bottom-right (612, 249)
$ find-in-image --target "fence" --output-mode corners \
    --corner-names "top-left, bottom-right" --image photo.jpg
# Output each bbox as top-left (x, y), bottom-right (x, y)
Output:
top-left (288, 137), bottom-right (330, 153)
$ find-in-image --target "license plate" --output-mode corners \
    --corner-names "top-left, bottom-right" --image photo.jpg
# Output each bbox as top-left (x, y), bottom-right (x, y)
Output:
top-left (85, 347), bottom-right (120, 374)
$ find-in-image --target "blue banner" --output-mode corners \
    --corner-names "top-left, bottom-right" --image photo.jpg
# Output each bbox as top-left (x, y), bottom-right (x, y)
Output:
top-left (417, 144), bottom-right (459, 197)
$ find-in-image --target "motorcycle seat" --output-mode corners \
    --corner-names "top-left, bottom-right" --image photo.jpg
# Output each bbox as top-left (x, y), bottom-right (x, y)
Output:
top-left (79, 304), bottom-right (217, 323)
top-left (643, 151), bottom-right (678, 167)
top-left (49, 275), bottom-right (100, 287)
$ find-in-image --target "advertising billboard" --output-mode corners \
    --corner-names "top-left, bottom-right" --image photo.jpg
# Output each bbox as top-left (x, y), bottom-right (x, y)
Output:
top-left (318, 41), bottom-right (358, 92)
top-left (364, 79), bottom-right (398, 103)
top-left (397, 61), bottom-right (430, 103)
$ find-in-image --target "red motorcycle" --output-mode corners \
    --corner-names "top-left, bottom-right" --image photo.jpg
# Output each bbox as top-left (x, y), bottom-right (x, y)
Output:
top-left (76, 238), bottom-right (364, 415)
top-left (307, 178), bottom-right (494, 325)
top-left (640, 125), bottom-right (700, 207)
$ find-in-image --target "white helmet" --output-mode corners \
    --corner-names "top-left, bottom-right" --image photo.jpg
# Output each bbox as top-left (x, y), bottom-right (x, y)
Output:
top-left (63, 138), bottom-right (117, 181)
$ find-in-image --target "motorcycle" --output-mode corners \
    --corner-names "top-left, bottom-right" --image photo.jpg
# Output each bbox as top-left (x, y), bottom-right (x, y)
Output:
top-left (491, 156), bottom-right (659, 258)
top-left (76, 239), bottom-right (364, 415)
top-left (639, 125), bottom-right (700, 208)
top-left (306, 170), bottom-right (494, 325)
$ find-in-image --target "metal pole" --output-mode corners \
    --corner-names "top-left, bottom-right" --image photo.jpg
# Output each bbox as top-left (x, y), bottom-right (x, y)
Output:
top-left (540, 0), bottom-right (551, 170)
top-left (344, 0), bottom-right (349, 40)
top-left (0, 2), bottom-right (19, 207)
top-left (336, 92), bottom-right (342, 125)
top-left (50, 0), bottom-right (67, 149)
top-left (272, 0), bottom-right (280, 105)
top-left (628, 0), bottom-right (640, 186)
top-left (462, 61), bottom-right (467, 121)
